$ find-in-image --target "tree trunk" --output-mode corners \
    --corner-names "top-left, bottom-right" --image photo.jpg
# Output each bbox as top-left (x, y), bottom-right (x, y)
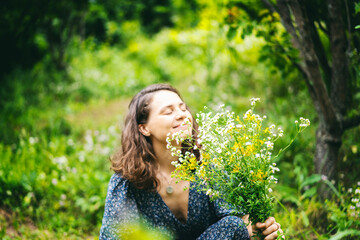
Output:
top-left (314, 123), bottom-right (342, 198)
top-left (260, 0), bottom-right (360, 199)
top-left (275, 0), bottom-right (345, 199)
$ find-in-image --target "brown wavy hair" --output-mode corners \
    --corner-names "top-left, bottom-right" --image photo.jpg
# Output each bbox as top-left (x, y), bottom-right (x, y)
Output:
top-left (111, 83), bottom-right (199, 191)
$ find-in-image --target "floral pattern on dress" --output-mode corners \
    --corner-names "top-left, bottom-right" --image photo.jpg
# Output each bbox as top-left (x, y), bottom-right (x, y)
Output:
top-left (100, 173), bottom-right (250, 240)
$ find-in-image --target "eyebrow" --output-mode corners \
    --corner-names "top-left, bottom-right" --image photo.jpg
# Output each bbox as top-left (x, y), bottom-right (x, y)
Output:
top-left (159, 102), bottom-right (186, 112)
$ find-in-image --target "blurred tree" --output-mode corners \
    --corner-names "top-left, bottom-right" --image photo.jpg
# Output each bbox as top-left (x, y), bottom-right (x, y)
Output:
top-left (0, 0), bottom-right (88, 144)
top-left (224, 0), bottom-right (360, 198)
top-left (84, 0), bottom-right (200, 45)
top-left (0, 0), bottom-right (45, 78)
top-left (0, 0), bottom-right (88, 77)
top-left (41, 1), bottom-right (88, 71)
top-left (0, 0), bottom-right (200, 77)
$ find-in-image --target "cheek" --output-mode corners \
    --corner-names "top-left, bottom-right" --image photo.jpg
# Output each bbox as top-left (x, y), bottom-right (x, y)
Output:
top-left (185, 111), bottom-right (193, 120)
top-left (159, 117), bottom-right (175, 130)
top-left (188, 115), bottom-right (194, 126)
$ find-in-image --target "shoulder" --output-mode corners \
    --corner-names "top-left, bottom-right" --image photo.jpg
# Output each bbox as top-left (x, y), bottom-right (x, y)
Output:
top-left (103, 173), bottom-right (138, 216)
top-left (100, 174), bottom-right (139, 239)
top-left (106, 173), bottom-right (132, 194)
top-left (104, 173), bottom-right (137, 204)
top-left (108, 172), bottom-right (127, 187)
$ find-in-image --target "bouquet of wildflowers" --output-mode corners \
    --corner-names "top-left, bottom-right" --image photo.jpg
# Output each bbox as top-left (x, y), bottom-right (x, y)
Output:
top-left (167, 98), bottom-right (310, 225)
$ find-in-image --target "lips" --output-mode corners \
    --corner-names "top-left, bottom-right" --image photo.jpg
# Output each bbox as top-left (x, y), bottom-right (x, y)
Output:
top-left (173, 125), bottom-right (188, 130)
top-left (173, 122), bottom-right (191, 130)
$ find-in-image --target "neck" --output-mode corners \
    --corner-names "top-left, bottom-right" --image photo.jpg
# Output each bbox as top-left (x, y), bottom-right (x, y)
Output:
top-left (152, 141), bottom-right (178, 175)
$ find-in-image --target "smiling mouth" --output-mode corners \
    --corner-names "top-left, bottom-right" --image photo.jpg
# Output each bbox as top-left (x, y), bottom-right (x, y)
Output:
top-left (173, 125), bottom-right (188, 130)
top-left (173, 123), bottom-right (191, 130)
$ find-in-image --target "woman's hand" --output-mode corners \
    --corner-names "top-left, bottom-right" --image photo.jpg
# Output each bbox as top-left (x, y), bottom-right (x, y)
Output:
top-left (242, 215), bottom-right (284, 240)
top-left (254, 216), bottom-right (284, 240)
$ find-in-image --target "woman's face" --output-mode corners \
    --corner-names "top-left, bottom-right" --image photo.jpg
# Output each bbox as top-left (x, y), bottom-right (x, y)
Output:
top-left (139, 90), bottom-right (193, 145)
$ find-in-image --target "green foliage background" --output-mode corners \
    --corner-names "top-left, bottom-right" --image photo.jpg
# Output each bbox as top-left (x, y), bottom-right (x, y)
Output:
top-left (0, 0), bottom-right (359, 239)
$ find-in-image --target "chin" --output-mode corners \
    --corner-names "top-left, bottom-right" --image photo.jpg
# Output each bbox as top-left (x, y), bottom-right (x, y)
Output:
top-left (169, 128), bottom-right (192, 139)
top-left (179, 130), bottom-right (192, 139)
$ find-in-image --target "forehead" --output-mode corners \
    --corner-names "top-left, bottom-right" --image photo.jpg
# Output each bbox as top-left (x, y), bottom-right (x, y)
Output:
top-left (149, 90), bottom-right (183, 111)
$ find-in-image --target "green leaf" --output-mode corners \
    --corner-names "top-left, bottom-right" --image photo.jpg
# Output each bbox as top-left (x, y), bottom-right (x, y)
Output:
top-left (300, 174), bottom-right (321, 189)
top-left (323, 179), bottom-right (341, 198)
top-left (302, 186), bottom-right (317, 198)
top-left (301, 211), bottom-right (309, 227)
top-left (227, 26), bottom-right (238, 40)
top-left (328, 229), bottom-right (360, 240)
top-left (355, 3), bottom-right (360, 14)
top-left (355, 25), bottom-right (360, 29)
top-left (237, 195), bottom-right (244, 202)
top-left (275, 185), bottom-right (300, 206)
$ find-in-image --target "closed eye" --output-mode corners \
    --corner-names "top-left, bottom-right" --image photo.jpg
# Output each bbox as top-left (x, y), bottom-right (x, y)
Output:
top-left (163, 110), bottom-right (173, 115)
top-left (161, 103), bottom-right (187, 115)
top-left (161, 106), bottom-right (174, 115)
top-left (180, 103), bottom-right (187, 111)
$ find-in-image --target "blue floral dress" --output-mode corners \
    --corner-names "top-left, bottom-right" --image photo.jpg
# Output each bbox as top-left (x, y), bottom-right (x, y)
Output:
top-left (100, 173), bottom-right (250, 240)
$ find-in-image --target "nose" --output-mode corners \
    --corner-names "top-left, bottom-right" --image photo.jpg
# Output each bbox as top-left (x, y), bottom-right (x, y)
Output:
top-left (175, 108), bottom-right (187, 120)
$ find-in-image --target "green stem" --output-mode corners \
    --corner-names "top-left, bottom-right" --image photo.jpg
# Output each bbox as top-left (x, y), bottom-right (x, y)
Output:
top-left (273, 131), bottom-right (299, 159)
top-left (274, 196), bottom-right (290, 214)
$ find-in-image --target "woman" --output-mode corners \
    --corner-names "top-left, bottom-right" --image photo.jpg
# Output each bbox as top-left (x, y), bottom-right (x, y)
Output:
top-left (100, 84), bottom-right (283, 240)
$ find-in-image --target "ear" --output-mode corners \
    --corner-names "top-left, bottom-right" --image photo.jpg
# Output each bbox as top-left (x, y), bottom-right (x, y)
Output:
top-left (138, 124), bottom-right (151, 137)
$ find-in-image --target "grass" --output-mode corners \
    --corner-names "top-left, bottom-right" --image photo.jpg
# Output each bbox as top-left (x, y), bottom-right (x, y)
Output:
top-left (66, 97), bottom-right (131, 131)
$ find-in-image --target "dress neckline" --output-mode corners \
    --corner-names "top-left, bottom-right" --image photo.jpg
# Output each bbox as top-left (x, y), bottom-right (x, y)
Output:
top-left (155, 181), bottom-right (193, 226)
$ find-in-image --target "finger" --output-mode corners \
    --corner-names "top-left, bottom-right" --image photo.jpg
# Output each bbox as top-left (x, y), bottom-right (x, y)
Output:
top-left (242, 214), bottom-right (250, 224)
top-left (276, 226), bottom-right (285, 240)
top-left (264, 217), bottom-right (276, 228)
top-left (264, 231), bottom-right (278, 240)
top-left (255, 222), bottom-right (266, 229)
top-left (278, 226), bottom-right (284, 236)
top-left (262, 223), bottom-right (279, 236)
top-left (255, 217), bottom-right (276, 230)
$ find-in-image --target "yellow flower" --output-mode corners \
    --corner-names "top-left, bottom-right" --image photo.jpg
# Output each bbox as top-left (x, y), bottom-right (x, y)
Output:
top-left (251, 170), bottom-right (267, 182)
top-left (236, 116), bottom-right (242, 123)
top-left (213, 158), bottom-right (220, 165)
top-left (245, 145), bottom-right (255, 156)
top-left (199, 168), bottom-right (206, 178)
top-left (201, 159), bottom-right (209, 166)
top-left (232, 165), bottom-right (240, 173)
top-left (227, 126), bottom-right (235, 133)
top-left (229, 154), bottom-right (236, 163)
top-left (264, 127), bottom-right (270, 134)
top-left (188, 176), bottom-right (196, 181)
top-left (202, 153), bottom-right (210, 160)
top-left (188, 157), bottom-right (198, 170)
top-left (231, 144), bottom-right (238, 152)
